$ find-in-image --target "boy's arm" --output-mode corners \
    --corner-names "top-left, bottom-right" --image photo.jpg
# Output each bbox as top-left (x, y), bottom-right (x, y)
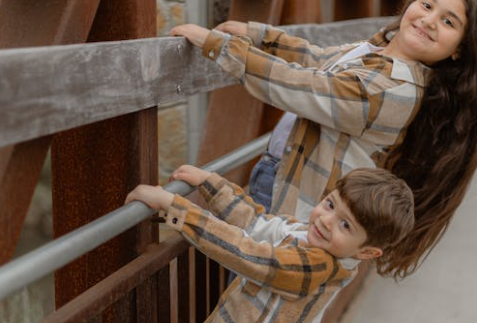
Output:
top-left (166, 194), bottom-right (351, 299)
top-left (200, 173), bottom-right (307, 243)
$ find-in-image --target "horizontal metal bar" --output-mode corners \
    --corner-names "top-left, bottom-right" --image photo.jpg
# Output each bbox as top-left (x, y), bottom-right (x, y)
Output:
top-left (0, 132), bottom-right (270, 301)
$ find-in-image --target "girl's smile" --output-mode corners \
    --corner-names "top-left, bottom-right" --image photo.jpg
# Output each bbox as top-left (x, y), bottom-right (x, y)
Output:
top-left (382, 0), bottom-right (467, 65)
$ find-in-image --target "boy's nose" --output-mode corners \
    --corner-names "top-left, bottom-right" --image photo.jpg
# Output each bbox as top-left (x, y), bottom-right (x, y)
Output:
top-left (320, 213), bottom-right (333, 231)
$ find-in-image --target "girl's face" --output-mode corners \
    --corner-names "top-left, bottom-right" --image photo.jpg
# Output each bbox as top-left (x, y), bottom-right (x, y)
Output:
top-left (390, 0), bottom-right (467, 65)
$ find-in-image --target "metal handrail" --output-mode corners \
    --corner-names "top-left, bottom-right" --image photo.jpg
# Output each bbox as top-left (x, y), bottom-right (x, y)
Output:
top-left (0, 132), bottom-right (271, 301)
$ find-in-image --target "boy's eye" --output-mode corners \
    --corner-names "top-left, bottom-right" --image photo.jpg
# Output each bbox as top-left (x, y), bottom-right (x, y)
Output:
top-left (325, 198), bottom-right (334, 210)
top-left (340, 219), bottom-right (351, 230)
top-left (422, 1), bottom-right (431, 10)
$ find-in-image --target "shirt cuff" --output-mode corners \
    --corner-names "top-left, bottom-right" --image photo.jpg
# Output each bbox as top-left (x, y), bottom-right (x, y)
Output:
top-left (247, 21), bottom-right (266, 48)
top-left (165, 194), bottom-right (191, 231)
top-left (202, 29), bottom-right (230, 61)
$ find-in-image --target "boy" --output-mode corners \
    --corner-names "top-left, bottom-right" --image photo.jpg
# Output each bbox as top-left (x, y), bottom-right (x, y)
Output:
top-left (125, 165), bottom-right (414, 323)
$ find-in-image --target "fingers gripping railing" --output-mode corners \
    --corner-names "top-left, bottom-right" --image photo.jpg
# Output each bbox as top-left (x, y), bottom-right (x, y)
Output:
top-left (0, 132), bottom-right (271, 301)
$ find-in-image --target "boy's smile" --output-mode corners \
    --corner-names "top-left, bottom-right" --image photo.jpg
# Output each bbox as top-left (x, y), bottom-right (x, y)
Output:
top-left (307, 190), bottom-right (370, 259)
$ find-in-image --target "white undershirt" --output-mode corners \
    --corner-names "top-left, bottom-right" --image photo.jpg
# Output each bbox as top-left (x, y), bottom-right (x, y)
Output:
top-left (267, 42), bottom-right (382, 159)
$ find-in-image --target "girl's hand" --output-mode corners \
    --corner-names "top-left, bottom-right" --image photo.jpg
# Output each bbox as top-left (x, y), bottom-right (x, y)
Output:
top-left (215, 20), bottom-right (247, 35)
top-left (171, 165), bottom-right (211, 186)
top-left (125, 185), bottom-right (174, 211)
top-left (170, 24), bottom-right (210, 48)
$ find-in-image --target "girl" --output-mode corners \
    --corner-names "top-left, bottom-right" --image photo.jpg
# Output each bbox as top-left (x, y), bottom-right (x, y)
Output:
top-left (170, 0), bottom-right (477, 278)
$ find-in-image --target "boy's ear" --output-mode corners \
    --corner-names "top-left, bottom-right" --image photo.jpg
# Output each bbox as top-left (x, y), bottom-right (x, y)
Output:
top-left (354, 246), bottom-right (383, 260)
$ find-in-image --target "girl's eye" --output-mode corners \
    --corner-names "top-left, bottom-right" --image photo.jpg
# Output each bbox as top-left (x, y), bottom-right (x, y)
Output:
top-left (422, 1), bottom-right (431, 10)
top-left (340, 219), bottom-right (351, 231)
top-left (443, 18), bottom-right (455, 27)
top-left (325, 199), bottom-right (334, 210)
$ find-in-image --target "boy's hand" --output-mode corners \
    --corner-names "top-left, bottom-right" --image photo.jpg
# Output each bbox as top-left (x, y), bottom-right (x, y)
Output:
top-left (170, 24), bottom-right (210, 48)
top-left (125, 185), bottom-right (174, 211)
top-left (215, 20), bottom-right (247, 36)
top-left (171, 165), bottom-right (211, 187)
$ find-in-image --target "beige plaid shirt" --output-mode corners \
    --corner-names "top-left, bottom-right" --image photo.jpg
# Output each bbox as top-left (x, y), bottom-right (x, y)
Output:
top-left (166, 173), bottom-right (358, 323)
top-left (203, 22), bottom-right (430, 222)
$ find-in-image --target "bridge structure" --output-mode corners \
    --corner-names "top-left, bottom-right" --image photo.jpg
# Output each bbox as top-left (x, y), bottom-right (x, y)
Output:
top-left (0, 0), bottom-right (399, 322)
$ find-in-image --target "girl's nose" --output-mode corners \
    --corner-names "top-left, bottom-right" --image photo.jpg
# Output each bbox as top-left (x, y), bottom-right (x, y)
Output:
top-left (421, 14), bottom-right (437, 29)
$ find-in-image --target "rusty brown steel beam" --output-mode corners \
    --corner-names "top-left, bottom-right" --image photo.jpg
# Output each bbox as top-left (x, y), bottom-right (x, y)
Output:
top-left (51, 1), bottom-right (157, 322)
top-left (280, 0), bottom-right (322, 25)
top-left (334, 0), bottom-right (376, 21)
top-left (0, 0), bottom-right (100, 266)
top-left (381, 0), bottom-right (405, 16)
top-left (41, 233), bottom-right (189, 323)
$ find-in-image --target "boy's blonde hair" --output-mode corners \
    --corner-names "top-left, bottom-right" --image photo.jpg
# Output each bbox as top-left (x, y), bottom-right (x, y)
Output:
top-left (335, 168), bottom-right (414, 277)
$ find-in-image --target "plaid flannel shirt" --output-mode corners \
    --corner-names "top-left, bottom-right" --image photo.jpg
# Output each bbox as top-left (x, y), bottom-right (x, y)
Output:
top-left (202, 22), bottom-right (430, 222)
top-left (166, 173), bottom-right (358, 322)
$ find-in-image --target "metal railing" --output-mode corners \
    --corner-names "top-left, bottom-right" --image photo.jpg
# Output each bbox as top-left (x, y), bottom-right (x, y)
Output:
top-left (0, 132), bottom-right (271, 301)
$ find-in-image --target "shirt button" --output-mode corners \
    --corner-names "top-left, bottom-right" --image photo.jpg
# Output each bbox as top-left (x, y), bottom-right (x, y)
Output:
top-left (208, 50), bottom-right (215, 58)
top-left (285, 146), bottom-right (292, 153)
top-left (172, 218), bottom-right (178, 224)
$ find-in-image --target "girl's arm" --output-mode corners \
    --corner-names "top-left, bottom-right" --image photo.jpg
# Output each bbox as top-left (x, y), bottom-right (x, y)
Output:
top-left (202, 29), bottom-right (416, 142)
top-left (165, 193), bottom-right (350, 299)
top-left (217, 20), bottom-right (335, 68)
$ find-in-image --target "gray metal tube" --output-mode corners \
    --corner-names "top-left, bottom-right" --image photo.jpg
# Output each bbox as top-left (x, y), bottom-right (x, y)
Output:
top-left (0, 133), bottom-right (270, 301)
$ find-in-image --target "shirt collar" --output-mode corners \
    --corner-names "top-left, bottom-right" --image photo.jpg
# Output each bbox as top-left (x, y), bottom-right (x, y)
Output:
top-left (368, 30), bottom-right (431, 87)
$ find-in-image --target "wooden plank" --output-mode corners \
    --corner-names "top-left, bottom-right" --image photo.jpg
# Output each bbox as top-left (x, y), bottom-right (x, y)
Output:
top-left (0, 0), bottom-right (101, 265)
top-left (40, 234), bottom-right (188, 323)
top-left (0, 37), bottom-right (235, 149)
top-left (0, 17), bottom-right (394, 150)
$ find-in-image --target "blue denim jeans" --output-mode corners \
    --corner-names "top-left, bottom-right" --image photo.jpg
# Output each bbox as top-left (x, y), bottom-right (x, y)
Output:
top-left (248, 152), bottom-right (280, 213)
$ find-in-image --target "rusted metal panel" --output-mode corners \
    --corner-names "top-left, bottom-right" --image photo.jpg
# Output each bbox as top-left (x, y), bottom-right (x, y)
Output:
top-left (52, 2), bottom-right (158, 321)
top-left (334, 0), bottom-right (376, 20)
top-left (280, 0), bottom-right (322, 25)
top-left (0, 137), bottom-right (51, 264)
top-left (177, 249), bottom-right (191, 323)
top-left (41, 234), bottom-right (188, 323)
top-left (381, 0), bottom-right (405, 16)
top-left (0, 0), bottom-right (99, 48)
top-left (0, 0), bottom-right (101, 266)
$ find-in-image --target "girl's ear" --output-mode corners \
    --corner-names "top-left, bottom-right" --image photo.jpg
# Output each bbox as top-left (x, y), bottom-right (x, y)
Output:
top-left (452, 51), bottom-right (460, 61)
top-left (354, 246), bottom-right (383, 260)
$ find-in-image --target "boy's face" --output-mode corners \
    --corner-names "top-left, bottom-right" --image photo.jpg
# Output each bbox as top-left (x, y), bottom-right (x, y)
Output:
top-left (307, 190), bottom-right (380, 259)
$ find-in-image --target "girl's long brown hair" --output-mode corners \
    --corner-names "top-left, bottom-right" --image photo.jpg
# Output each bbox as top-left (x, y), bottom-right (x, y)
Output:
top-left (380, 0), bottom-right (477, 279)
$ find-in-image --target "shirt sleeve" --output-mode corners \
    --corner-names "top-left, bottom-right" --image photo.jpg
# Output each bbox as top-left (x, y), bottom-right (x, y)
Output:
top-left (197, 173), bottom-right (302, 243)
top-left (166, 192), bottom-right (351, 299)
top-left (202, 29), bottom-right (407, 138)
top-left (246, 21), bottom-right (336, 69)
